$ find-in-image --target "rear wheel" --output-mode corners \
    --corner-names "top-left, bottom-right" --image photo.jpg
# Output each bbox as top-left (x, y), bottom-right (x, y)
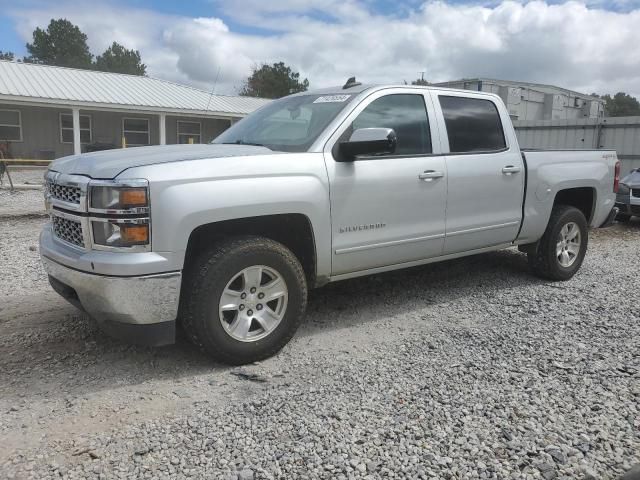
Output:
top-left (181, 236), bottom-right (307, 365)
top-left (528, 205), bottom-right (588, 281)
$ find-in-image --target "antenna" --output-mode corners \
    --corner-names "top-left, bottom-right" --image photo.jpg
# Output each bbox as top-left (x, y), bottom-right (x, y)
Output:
top-left (343, 76), bottom-right (362, 89)
top-left (205, 66), bottom-right (222, 112)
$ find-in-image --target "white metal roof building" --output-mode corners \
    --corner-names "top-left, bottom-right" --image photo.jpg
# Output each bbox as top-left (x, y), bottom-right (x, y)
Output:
top-left (0, 61), bottom-right (270, 159)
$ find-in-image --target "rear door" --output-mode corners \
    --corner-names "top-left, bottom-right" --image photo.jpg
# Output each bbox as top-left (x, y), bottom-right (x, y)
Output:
top-left (323, 88), bottom-right (447, 275)
top-left (431, 92), bottom-right (524, 254)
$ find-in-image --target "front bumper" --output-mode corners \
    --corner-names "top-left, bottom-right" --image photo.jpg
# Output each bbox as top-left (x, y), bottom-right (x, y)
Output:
top-left (40, 227), bottom-right (181, 346)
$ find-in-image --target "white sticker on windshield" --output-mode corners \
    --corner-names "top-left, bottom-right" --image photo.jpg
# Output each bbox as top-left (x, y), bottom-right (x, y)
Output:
top-left (313, 94), bottom-right (351, 103)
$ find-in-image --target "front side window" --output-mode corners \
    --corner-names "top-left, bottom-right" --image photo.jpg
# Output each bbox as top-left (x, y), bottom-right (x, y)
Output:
top-left (123, 118), bottom-right (150, 146)
top-left (0, 109), bottom-right (22, 142)
top-left (351, 94), bottom-right (432, 155)
top-left (439, 96), bottom-right (506, 153)
top-left (212, 94), bottom-right (355, 152)
top-left (60, 113), bottom-right (91, 144)
top-left (178, 121), bottom-right (201, 144)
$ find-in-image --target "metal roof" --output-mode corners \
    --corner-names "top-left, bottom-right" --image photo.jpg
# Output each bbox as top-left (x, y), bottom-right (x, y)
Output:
top-left (0, 60), bottom-right (271, 117)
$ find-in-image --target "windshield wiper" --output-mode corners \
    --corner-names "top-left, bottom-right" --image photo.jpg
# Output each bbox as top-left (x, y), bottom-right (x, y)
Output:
top-left (219, 140), bottom-right (271, 149)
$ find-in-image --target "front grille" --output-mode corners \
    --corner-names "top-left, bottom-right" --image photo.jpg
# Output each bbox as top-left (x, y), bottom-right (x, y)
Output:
top-left (52, 216), bottom-right (84, 247)
top-left (47, 181), bottom-right (81, 204)
top-left (632, 188), bottom-right (640, 198)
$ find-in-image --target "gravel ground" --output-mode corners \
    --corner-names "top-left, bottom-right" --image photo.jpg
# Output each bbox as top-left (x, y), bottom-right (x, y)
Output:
top-left (0, 168), bottom-right (47, 218)
top-left (0, 189), bottom-right (46, 218)
top-left (1, 216), bottom-right (639, 480)
top-left (0, 217), bottom-right (47, 294)
top-left (3, 168), bottom-right (47, 185)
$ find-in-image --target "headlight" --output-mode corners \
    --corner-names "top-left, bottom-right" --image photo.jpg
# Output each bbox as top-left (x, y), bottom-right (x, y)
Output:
top-left (92, 220), bottom-right (150, 248)
top-left (89, 180), bottom-right (149, 213)
top-left (88, 179), bottom-right (151, 251)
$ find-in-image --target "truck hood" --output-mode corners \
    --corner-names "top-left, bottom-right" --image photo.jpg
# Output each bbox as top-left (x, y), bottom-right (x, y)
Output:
top-left (49, 144), bottom-right (274, 179)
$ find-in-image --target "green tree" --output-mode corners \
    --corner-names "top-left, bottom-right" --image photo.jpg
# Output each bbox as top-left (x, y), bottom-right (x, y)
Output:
top-left (411, 78), bottom-right (429, 86)
top-left (94, 42), bottom-right (146, 76)
top-left (25, 18), bottom-right (92, 68)
top-left (600, 92), bottom-right (640, 117)
top-left (240, 62), bottom-right (309, 99)
top-left (0, 51), bottom-right (14, 61)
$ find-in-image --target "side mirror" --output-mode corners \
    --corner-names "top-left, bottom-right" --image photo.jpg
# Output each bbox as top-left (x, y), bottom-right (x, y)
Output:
top-left (338, 128), bottom-right (397, 160)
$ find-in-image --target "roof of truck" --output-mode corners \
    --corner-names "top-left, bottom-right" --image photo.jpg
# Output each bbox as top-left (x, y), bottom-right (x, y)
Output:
top-left (299, 83), bottom-right (501, 100)
top-left (305, 84), bottom-right (375, 95)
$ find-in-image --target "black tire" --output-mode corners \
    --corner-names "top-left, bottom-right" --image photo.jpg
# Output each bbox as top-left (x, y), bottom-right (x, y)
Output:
top-left (616, 213), bottom-right (632, 223)
top-left (527, 205), bottom-right (588, 281)
top-left (180, 236), bottom-right (307, 365)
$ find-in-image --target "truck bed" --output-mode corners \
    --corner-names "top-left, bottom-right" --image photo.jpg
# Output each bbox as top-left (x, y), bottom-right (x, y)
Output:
top-left (516, 149), bottom-right (618, 244)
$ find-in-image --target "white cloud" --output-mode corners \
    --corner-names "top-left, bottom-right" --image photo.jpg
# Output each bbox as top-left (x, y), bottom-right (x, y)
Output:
top-left (6, 0), bottom-right (640, 97)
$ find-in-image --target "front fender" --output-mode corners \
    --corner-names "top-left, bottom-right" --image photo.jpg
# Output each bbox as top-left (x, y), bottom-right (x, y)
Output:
top-left (151, 175), bottom-right (331, 278)
top-left (119, 153), bottom-right (332, 278)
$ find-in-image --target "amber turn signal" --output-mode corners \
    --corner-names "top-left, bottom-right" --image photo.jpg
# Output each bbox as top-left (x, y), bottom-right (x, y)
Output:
top-left (121, 224), bottom-right (149, 243)
top-left (119, 188), bottom-right (148, 207)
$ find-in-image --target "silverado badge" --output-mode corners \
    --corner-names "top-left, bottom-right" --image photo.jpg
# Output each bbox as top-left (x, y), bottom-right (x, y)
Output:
top-left (339, 223), bottom-right (386, 233)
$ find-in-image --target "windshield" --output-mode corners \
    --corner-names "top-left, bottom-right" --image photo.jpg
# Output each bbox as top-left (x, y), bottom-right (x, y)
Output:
top-left (212, 94), bottom-right (354, 152)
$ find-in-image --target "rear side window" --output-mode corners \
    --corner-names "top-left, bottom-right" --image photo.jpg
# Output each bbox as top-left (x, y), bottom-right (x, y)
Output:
top-left (439, 96), bottom-right (506, 153)
top-left (352, 94), bottom-right (432, 155)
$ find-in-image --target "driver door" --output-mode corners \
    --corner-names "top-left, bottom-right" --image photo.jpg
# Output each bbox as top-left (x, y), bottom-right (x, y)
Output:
top-left (323, 89), bottom-right (448, 276)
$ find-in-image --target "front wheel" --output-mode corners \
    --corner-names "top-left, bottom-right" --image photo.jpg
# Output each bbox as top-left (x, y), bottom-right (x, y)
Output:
top-left (527, 205), bottom-right (588, 281)
top-left (181, 236), bottom-right (307, 365)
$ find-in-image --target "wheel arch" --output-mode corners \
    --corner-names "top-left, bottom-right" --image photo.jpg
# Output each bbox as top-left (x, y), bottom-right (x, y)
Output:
top-left (183, 213), bottom-right (319, 287)
top-left (553, 186), bottom-right (596, 223)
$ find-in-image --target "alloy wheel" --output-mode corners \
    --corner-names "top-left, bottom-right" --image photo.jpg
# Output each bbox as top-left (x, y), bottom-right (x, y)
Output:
top-left (556, 222), bottom-right (581, 268)
top-left (218, 265), bottom-right (288, 342)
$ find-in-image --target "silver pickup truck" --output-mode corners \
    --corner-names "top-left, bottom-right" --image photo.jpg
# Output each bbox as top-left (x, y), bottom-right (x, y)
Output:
top-left (40, 81), bottom-right (620, 364)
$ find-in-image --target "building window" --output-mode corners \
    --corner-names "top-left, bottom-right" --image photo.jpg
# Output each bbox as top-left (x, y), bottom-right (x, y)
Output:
top-left (0, 109), bottom-right (22, 142)
top-left (177, 121), bottom-right (201, 144)
top-left (60, 113), bottom-right (92, 144)
top-left (123, 118), bottom-right (150, 146)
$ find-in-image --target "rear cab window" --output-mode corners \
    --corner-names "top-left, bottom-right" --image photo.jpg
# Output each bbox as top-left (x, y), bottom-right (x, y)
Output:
top-left (438, 96), bottom-right (506, 153)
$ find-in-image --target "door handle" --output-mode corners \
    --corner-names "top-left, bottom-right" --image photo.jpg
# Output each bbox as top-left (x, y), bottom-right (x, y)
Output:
top-left (418, 170), bottom-right (444, 181)
top-left (502, 165), bottom-right (521, 175)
